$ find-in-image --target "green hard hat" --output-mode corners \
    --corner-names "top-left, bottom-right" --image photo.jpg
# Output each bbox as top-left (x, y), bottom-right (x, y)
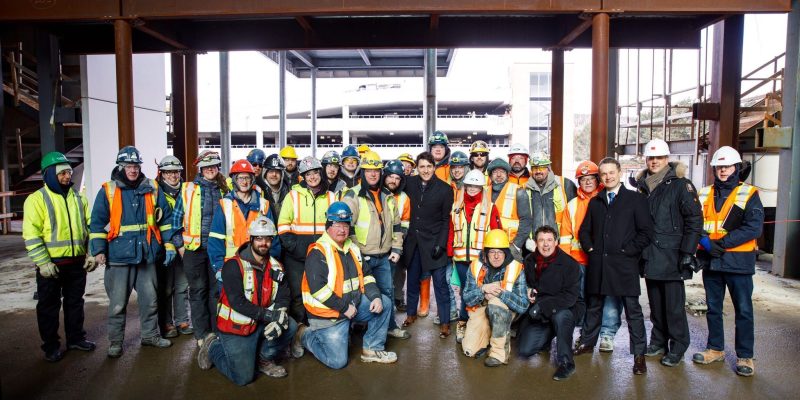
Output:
top-left (41, 152), bottom-right (70, 171)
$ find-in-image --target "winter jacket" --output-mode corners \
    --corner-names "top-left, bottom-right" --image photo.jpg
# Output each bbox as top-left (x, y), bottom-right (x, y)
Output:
top-left (171, 175), bottom-right (225, 249)
top-left (515, 172), bottom-right (577, 249)
top-left (278, 181), bottom-right (335, 263)
top-left (341, 182), bottom-right (403, 256)
top-left (401, 174), bottom-right (453, 271)
top-left (522, 247), bottom-right (584, 321)
top-left (446, 189), bottom-right (502, 258)
top-left (220, 243), bottom-right (290, 323)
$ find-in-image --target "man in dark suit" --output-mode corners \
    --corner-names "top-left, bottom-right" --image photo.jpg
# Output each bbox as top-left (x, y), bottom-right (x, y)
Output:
top-left (401, 152), bottom-right (455, 338)
top-left (573, 157), bottom-right (654, 375)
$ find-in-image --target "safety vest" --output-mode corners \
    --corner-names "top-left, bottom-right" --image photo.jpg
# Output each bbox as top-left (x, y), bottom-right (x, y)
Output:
top-left (395, 191), bottom-right (411, 231)
top-left (494, 182), bottom-right (520, 241)
top-left (435, 163), bottom-right (452, 185)
top-left (562, 191), bottom-right (598, 265)
top-left (220, 195), bottom-right (270, 259)
top-left (102, 180), bottom-right (162, 245)
top-left (216, 256), bottom-right (283, 336)
top-left (23, 186), bottom-right (89, 265)
top-left (698, 183), bottom-right (758, 252)
top-left (526, 176), bottom-right (569, 240)
top-left (465, 259), bottom-right (523, 311)
top-left (179, 182), bottom-right (223, 250)
top-left (277, 187), bottom-right (336, 235)
top-left (352, 187), bottom-right (398, 246)
top-left (451, 189), bottom-right (494, 262)
top-left (301, 236), bottom-right (373, 319)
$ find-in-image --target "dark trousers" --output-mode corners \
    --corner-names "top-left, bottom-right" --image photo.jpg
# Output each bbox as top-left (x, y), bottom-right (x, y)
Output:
top-left (454, 261), bottom-right (470, 321)
top-left (582, 294), bottom-right (646, 355)
top-left (703, 270), bottom-right (754, 358)
top-left (283, 255), bottom-right (307, 325)
top-left (405, 248), bottom-right (451, 324)
top-left (517, 309), bottom-right (576, 365)
top-left (645, 279), bottom-right (690, 356)
top-left (393, 260), bottom-right (406, 304)
top-left (183, 249), bottom-right (217, 339)
top-left (36, 259), bottom-right (87, 353)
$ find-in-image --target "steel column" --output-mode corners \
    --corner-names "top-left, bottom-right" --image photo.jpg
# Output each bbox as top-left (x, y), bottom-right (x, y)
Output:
top-left (590, 13), bottom-right (610, 161)
top-left (185, 53), bottom-right (199, 174)
top-left (219, 51), bottom-right (231, 175)
top-left (773, 0), bottom-right (800, 278)
top-left (550, 49), bottom-right (564, 175)
top-left (423, 48), bottom-right (437, 144)
top-left (170, 53), bottom-right (187, 179)
top-left (278, 51), bottom-right (287, 148)
top-left (36, 30), bottom-right (64, 153)
top-left (707, 15), bottom-right (744, 184)
top-left (114, 20), bottom-right (135, 147)
top-left (311, 67), bottom-right (318, 157)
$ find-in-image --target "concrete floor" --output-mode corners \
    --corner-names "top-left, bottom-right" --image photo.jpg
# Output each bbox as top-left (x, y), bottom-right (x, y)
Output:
top-left (1, 235), bottom-right (799, 400)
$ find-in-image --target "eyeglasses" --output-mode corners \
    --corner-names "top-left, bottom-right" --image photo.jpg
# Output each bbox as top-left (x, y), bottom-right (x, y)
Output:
top-left (235, 175), bottom-right (253, 182)
top-left (330, 222), bottom-right (350, 230)
top-left (487, 249), bottom-right (505, 256)
top-left (531, 166), bottom-right (549, 172)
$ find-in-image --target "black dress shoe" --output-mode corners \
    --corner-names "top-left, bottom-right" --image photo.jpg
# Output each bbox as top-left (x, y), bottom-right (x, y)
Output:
top-left (633, 355), bottom-right (647, 375)
top-left (68, 340), bottom-right (97, 352)
top-left (553, 363), bottom-right (576, 381)
top-left (573, 344), bottom-right (594, 356)
top-left (644, 344), bottom-right (666, 357)
top-left (395, 300), bottom-right (407, 312)
top-left (660, 353), bottom-right (682, 367)
top-left (44, 349), bottom-right (64, 363)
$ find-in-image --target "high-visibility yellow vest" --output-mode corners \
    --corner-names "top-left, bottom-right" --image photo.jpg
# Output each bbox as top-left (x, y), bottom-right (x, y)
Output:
top-left (179, 182), bottom-right (223, 251)
top-left (698, 183), bottom-right (758, 252)
top-left (494, 182), bottom-right (519, 241)
top-left (220, 196), bottom-right (270, 259)
top-left (452, 189), bottom-right (494, 262)
top-left (216, 256), bottom-right (282, 336)
top-left (465, 259), bottom-right (523, 311)
top-left (351, 185), bottom-right (398, 246)
top-left (23, 186), bottom-right (89, 266)
top-left (277, 187), bottom-right (335, 235)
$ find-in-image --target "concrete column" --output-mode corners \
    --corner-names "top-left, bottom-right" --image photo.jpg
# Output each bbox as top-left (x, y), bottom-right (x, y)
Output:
top-left (219, 51), bottom-right (231, 174)
top-left (185, 53), bottom-right (199, 174)
top-left (550, 49), bottom-right (564, 175)
top-left (36, 30), bottom-right (64, 153)
top-left (773, 0), bottom-right (800, 278)
top-left (590, 13), bottom-right (610, 161)
top-left (423, 48), bottom-right (437, 144)
top-left (278, 51), bottom-right (287, 148)
top-left (311, 67), bottom-right (318, 157)
top-left (113, 20), bottom-right (135, 147)
top-left (342, 105), bottom-right (350, 145)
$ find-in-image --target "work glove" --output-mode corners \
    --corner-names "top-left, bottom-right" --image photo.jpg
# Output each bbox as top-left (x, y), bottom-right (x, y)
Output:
top-left (699, 236), bottom-right (712, 252)
top-left (525, 238), bottom-right (536, 252)
top-left (38, 262), bottom-right (59, 279)
top-left (431, 245), bottom-right (443, 259)
top-left (680, 253), bottom-right (702, 273)
top-left (528, 303), bottom-right (543, 321)
top-left (83, 257), bottom-right (98, 272)
top-left (164, 249), bottom-right (176, 266)
top-left (263, 321), bottom-right (283, 341)
top-left (271, 307), bottom-right (290, 330)
top-left (215, 270), bottom-right (222, 282)
top-left (709, 240), bottom-right (726, 258)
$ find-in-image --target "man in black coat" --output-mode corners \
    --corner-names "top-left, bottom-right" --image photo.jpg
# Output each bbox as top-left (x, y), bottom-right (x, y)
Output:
top-left (401, 152), bottom-right (455, 338)
top-left (635, 139), bottom-right (703, 367)
top-left (518, 225), bottom-right (583, 381)
top-left (574, 157), bottom-right (654, 375)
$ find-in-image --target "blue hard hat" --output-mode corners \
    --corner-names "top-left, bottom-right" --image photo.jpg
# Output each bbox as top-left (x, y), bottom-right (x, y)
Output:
top-left (342, 145), bottom-right (360, 160)
top-left (322, 150), bottom-right (341, 166)
top-left (383, 159), bottom-right (405, 177)
top-left (116, 145), bottom-right (143, 164)
top-left (247, 149), bottom-right (266, 166)
top-left (326, 201), bottom-right (352, 223)
top-left (449, 151), bottom-right (470, 166)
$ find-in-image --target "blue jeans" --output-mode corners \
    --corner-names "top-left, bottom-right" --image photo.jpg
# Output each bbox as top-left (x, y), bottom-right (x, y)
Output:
top-left (209, 317), bottom-right (298, 386)
top-left (303, 294), bottom-right (392, 369)
top-left (367, 255), bottom-right (399, 330)
top-left (454, 262), bottom-right (470, 321)
top-left (405, 249), bottom-right (450, 324)
top-left (577, 264), bottom-right (586, 325)
top-left (703, 270), bottom-right (754, 358)
top-left (599, 296), bottom-right (623, 339)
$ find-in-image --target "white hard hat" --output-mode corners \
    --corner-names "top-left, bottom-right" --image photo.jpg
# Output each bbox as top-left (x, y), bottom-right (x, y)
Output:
top-left (508, 143), bottom-right (529, 157)
top-left (643, 139), bottom-right (670, 157)
top-left (463, 169), bottom-right (486, 186)
top-left (248, 215), bottom-right (277, 237)
top-left (710, 146), bottom-right (742, 166)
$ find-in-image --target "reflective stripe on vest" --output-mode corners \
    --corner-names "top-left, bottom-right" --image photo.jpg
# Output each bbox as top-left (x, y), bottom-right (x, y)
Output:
top-left (25, 187), bottom-right (88, 261)
top-left (301, 239), bottom-right (368, 319)
top-left (216, 256), bottom-right (282, 336)
top-left (452, 189), bottom-right (493, 262)
top-left (396, 192), bottom-right (410, 230)
top-left (465, 259), bottom-right (523, 311)
top-left (220, 196), bottom-right (270, 259)
top-left (494, 182), bottom-right (519, 240)
top-left (353, 187), bottom-right (397, 246)
top-left (180, 182), bottom-right (206, 250)
top-left (103, 180), bottom-right (162, 244)
top-left (278, 189), bottom-right (335, 235)
top-left (698, 183), bottom-right (758, 252)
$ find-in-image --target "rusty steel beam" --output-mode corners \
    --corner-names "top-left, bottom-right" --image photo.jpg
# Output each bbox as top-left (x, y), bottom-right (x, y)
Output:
top-left (590, 13), bottom-right (610, 162)
top-left (554, 17), bottom-right (593, 48)
top-left (0, 0), bottom-right (120, 21)
top-left (170, 53), bottom-right (187, 180)
top-left (550, 49), bottom-right (565, 175)
top-left (134, 22), bottom-right (189, 50)
top-left (184, 53), bottom-right (199, 174)
top-left (114, 19), bottom-right (135, 147)
top-left (603, 0), bottom-right (790, 13)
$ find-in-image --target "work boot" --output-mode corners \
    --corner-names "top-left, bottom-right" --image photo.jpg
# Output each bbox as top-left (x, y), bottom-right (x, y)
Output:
top-left (598, 336), bottom-right (614, 352)
top-left (387, 328), bottom-right (411, 339)
top-left (44, 349), bottom-right (64, 363)
top-left (402, 316), bottom-right (417, 327)
top-left (419, 278), bottom-right (431, 317)
top-left (661, 353), bottom-right (683, 367)
top-left (633, 355), bottom-right (647, 375)
top-left (257, 358), bottom-right (288, 378)
top-left (67, 339), bottom-right (96, 352)
top-left (553, 362), bottom-right (576, 381)
top-left (291, 324), bottom-right (307, 358)
top-left (395, 300), bottom-right (407, 313)
top-left (177, 323), bottom-right (194, 336)
top-left (455, 321), bottom-right (467, 344)
top-left (736, 358), bottom-right (755, 377)
top-left (361, 349), bottom-right (398, 364)
top-left (197, 332), bottom-right (218, 370)
top-left (141, 336), bottom-right (172, 348)
top-left (692, 349), bottom-right (725, 364)
top-left (644, 344), bottom-right (665, 357)
top-left (162, 324), bottom-right (179, 338)
top-left (484, 357), bottom-right (503, 367)
top-left (107, 342), bottom-right (123, 358)
top-left (573, 343), bottom-right (594, 356)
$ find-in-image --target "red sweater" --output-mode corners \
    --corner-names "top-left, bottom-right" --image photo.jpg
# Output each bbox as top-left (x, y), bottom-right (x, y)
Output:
top-left (447, 191), bottom-right (502, 257)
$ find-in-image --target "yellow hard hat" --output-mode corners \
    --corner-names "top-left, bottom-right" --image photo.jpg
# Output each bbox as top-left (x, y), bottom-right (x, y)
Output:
top-left (360, 151), bottom-right (384, 170)
top-left (279, 146), bottom-right (298, 160)
top-left (469, 140), bottom-right (489, 154)
top-left (398, 153), bottom-right (416, 167)
top-left (357, 144), bottom-right (371, 155)
top-left (484, 229), bottom-right (510, 249)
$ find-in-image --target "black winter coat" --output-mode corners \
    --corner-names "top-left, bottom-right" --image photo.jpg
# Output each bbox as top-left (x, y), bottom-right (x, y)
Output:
top-left (401, 174), bottom-right (453, 271)
top-left (636, 162), bottom-right (703, 281)
top-left (523, 248), bottom-right (584, 321)
top-left (579, 186), bottom-right (654, 297)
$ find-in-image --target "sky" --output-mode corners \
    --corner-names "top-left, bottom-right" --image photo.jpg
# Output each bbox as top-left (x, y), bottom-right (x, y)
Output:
top-left (171, 13), bottom-right (789, 133)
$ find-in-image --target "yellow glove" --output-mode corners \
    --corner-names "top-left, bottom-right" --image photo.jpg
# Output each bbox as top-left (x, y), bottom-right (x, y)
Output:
top-left (38, 262), bottom-right (59, 278)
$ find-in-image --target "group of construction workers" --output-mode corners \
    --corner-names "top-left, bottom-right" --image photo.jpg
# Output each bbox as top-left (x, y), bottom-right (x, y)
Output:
top-left (23, 129), bottom-right (763, 384)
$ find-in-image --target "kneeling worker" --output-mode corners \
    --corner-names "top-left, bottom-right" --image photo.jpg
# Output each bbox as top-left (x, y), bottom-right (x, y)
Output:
top-left (295, 202), bottom-right (397, 369)
top-left (461, 229), bottom-right (528, 367)
top-left (197, 216), bottom-right (296, 385)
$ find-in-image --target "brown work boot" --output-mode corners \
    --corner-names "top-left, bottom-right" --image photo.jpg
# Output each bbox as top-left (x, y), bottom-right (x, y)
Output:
top-left (257, 358), bottom-right (288, 378)
top-left (402, 316), bottom-right (417, 327)
top-left (736, 358), bottom-right (755, 377)
top-left (439, 324), bottom-right (451, 339)
top-left (692, 349), bottom-right (725, 365)
top-left (633, 355), bottom-right (647, 375)
top-left (291, 324), bottom-right (307, 358)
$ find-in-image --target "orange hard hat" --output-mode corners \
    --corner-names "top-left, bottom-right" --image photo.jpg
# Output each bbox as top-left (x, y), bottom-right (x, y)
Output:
top-left (575, 160), bottom-right (599, 179)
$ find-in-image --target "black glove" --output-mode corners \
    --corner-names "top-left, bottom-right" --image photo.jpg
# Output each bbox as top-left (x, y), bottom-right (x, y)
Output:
top-left (680, 253), bottom-right (702, 273)
top-left (270, 307), bottom-right (290, 330)
top-left (709, 240), bottom-right (726, 258)
top-left (528, 303), bottom-right (543, 321)
top-left (431, 245), bottom-right (443, 259)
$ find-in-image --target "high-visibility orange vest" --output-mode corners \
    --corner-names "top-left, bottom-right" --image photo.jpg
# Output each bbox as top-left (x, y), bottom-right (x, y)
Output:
top-left (435, 163), bottom-right (452, 185)
top-left (561, 189), bottom-right (600, 265)
top-left (452, 189), bottom-right (494, 262)
top-left (220, 196), bottom-right (270, 259)
top-left (301, 237), bottom-right (367, 319)
top-left (698, 183), bottom-right (758, 252)
top-left (494, 182), bottom-right (520, 241)
top-left (216, 256), bottom-right (282, 336)
top-left (465, 259), bottom-right (523, 312)
top-left (103, 180), bottom-right (162, 245)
